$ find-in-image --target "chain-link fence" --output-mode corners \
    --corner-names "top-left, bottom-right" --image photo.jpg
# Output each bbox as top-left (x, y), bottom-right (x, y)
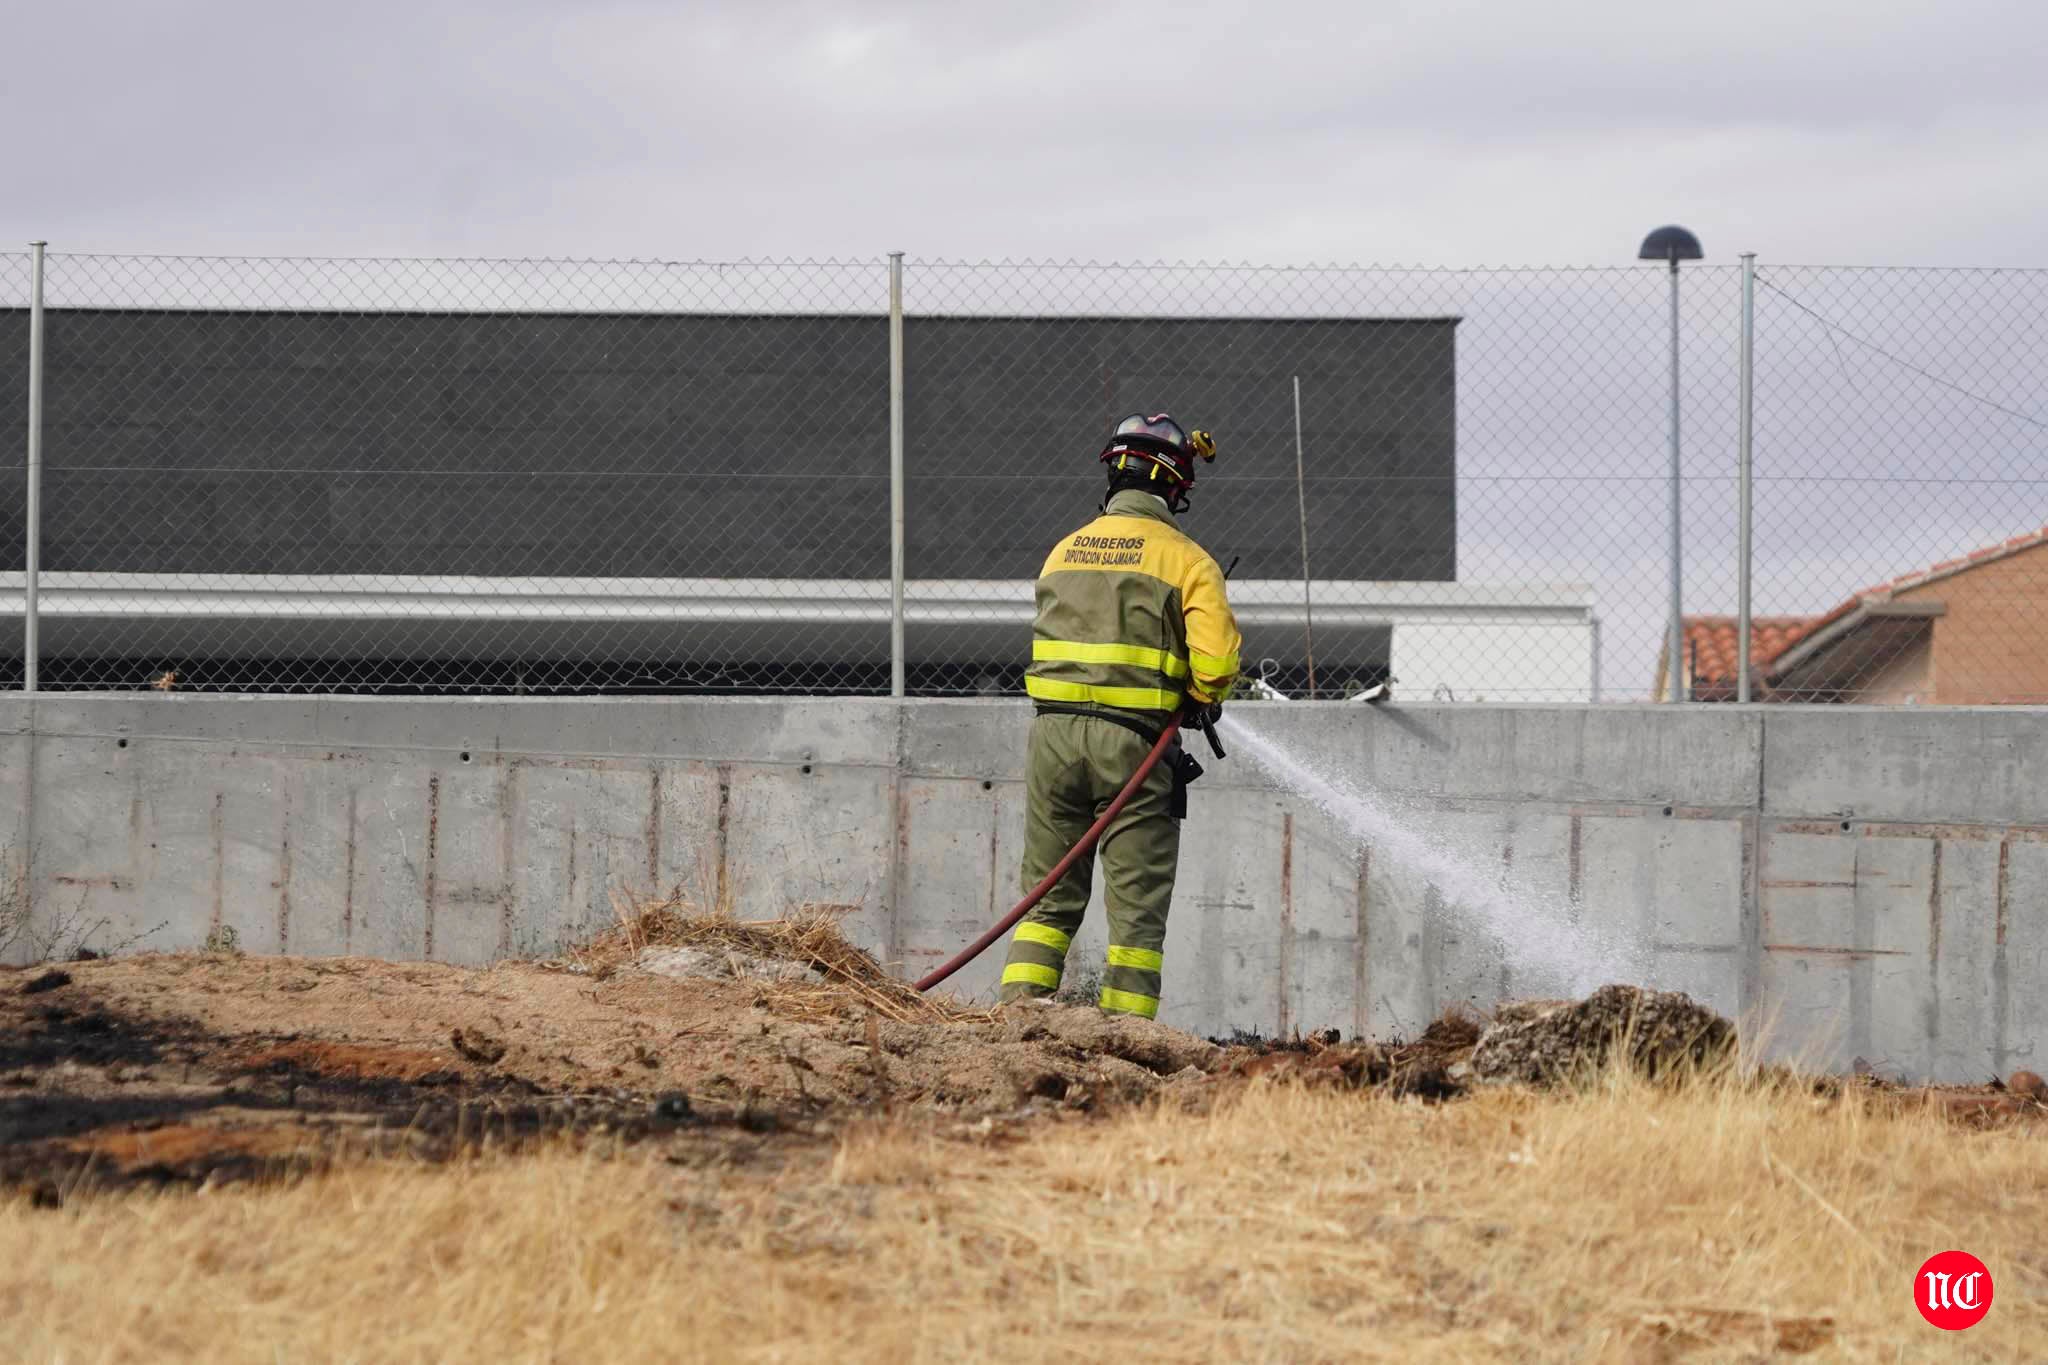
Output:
top-left (898, 261), bottom-right (1743, 704)
top-left (1738, 266), bottom-right (2048, 703)
top-left (3, 250), bottom-right (2044, 702)
top-left (10, 255), bottom-right (892, 694)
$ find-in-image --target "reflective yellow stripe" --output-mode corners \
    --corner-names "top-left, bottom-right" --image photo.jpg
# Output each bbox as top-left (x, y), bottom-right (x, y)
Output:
top-left (1002, 962), bottom-right (1062, 990)
top-left (1098, 987), bottom-right (1159, 1019)
top-left (1188, 648), bottom-right (1239, 677)
top-left (1032, 639), bottom-right (1190, 680)
top-left (1012, 921), bottom-right (1073, 954)
top-left (1105, 945), bottom-right (1164, 972)
top-left (1024, 676), bottom-right (1181, 712)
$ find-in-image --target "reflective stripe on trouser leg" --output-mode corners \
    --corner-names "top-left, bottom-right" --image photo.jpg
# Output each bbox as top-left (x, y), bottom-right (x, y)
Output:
top-left (1100, 945), bottom-right (1162, 1018)
top-left (1097, 747), bottom-right (1177, 1019)
top-left (1000, 921), bottom-right (1072, 999)
top-left (1002, 716), bottom-right (1097, 1003)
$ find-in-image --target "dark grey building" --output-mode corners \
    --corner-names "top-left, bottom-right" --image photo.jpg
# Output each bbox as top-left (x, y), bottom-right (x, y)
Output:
top-left (0, 309), bottom-right (1456, 693)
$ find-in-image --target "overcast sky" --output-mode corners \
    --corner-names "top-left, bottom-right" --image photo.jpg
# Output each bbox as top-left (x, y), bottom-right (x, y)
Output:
top-left (8, 1), bottom-right (2046, 700)
top-left (9, 0), bottom-right (2048, 265)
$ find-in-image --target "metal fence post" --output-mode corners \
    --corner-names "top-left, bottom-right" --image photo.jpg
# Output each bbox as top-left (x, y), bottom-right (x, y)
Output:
top-left (1736, 252), bottom-right (1756, 703)
top-left (24, 241), bottom-right (45, 693)
top-left (888, 252), bottom-right (906, 698)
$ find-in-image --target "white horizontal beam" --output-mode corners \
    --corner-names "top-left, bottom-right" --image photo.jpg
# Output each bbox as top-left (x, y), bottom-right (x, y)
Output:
top-left (0, 573), bottom-right (1592, 627)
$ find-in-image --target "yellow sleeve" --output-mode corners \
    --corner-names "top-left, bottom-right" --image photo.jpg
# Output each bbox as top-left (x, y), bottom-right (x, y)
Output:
top-left (1181, 553), bottom-right (1242, 703)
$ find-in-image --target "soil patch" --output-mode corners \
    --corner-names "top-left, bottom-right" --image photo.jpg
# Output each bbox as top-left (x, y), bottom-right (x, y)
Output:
top-left (2, 915), bottom-right (2035, 1199)
top-left (241, 1041), bottom-right (464, 1085)
top-left (0, 918), bottom-right (1248, 1198)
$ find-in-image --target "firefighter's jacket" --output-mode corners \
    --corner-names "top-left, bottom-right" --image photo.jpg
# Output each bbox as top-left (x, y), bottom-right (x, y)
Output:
top-left (1024, 489), bottom-right (1242, 718)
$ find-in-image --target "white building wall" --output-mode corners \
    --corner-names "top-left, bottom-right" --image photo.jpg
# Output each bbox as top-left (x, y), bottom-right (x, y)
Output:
top-left (1393, 618), bottom-right (1597, 703)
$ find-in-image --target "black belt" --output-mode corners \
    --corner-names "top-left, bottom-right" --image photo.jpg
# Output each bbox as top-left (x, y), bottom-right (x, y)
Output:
top-left (1032, 702), bottom-right (1166, 747)
top-left (1033, 702), bottom-right (1201, 819)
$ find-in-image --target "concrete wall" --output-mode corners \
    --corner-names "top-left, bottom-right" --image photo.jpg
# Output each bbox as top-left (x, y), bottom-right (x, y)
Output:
top-left (3, 695), bottom-right (2043, 1083)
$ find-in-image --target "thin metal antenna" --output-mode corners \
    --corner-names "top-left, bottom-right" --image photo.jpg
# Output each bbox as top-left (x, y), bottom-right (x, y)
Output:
top-left (1292, 376), bottom-right (1317, 699)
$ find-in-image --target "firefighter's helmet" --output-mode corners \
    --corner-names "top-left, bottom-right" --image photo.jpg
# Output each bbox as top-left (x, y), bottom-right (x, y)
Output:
top-left (1099, 412), bottom-right (1216, 513)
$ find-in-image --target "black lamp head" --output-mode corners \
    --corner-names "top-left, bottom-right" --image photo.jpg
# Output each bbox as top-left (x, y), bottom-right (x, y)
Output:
top-left (1637, 225), bottom-right (1704, 264)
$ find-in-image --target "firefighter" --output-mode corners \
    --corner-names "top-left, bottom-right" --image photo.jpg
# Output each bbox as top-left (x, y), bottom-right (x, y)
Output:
top-left (999, 413), bottom-right (1241, 1019)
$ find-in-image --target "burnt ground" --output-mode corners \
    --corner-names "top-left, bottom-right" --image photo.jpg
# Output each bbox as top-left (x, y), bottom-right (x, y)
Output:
top-left (0, 962), bottom-right (736, 1201)
top-left (3, 946), bottom-right (2037, 1203)
top-left (0, 945), bottom-right (1384, 1200)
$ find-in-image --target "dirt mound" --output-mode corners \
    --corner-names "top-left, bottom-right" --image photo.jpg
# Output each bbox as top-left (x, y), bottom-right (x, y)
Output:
top-left (572, 901), bottom-right (970, 1023)
top-left (26, 909), bottom-right (2032, 1201)
top-left (0, 907), bottom-right (1259, 1195)
top-left (1470, 985), bottom-right (1736, 1085)
top-left (1415, 1007), bottom-right (1487, 1050)
top-left (997, 1000), bottom-right (1219, 1076)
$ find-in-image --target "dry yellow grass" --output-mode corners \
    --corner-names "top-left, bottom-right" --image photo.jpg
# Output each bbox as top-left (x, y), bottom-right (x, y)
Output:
top-left (4, 1072), bottom-right (2043, 1363)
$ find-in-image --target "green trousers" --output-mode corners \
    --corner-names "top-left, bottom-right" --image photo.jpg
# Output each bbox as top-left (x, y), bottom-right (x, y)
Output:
top-left (999, 712), bottom-right (1180, 1018)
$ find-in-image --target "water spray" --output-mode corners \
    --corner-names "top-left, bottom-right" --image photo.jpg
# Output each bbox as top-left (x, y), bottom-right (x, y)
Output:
top-left (1216, 715), bottom-right (1644, 994)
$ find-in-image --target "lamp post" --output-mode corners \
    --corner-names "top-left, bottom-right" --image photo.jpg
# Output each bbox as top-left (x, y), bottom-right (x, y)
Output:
top-left (1638, 224), bottom-right (1702, 701)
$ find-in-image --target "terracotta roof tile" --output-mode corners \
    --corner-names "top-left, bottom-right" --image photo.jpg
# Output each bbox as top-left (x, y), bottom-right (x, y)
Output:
top-left (1682, 616), bottom-right (1814, 688)
top-left (1852, 522), bottom-right (2048, 603)
top-left (1670, 524), bottom-right (2048, 698)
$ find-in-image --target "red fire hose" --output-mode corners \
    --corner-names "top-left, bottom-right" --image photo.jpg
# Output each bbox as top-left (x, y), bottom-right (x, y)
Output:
top-left (914, 712), bottom-right (1187, 993)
